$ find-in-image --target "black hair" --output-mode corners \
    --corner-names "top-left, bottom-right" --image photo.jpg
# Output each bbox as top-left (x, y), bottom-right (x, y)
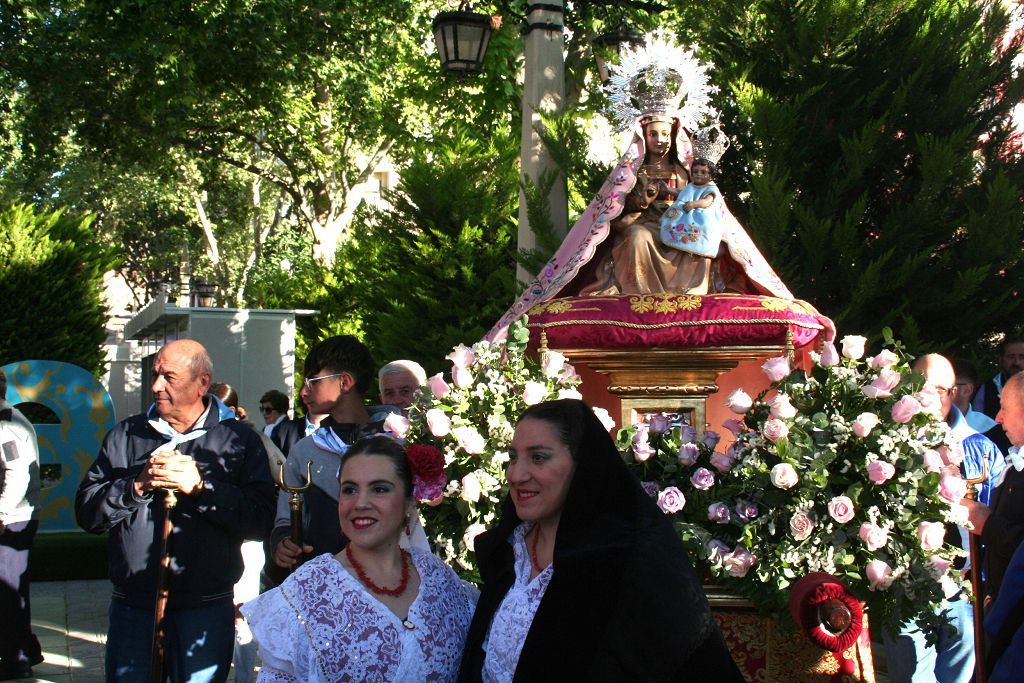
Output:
top-left (341, 435), bottom-right (413, 500)
top-left (304, 335), bottom-right (375, 395)
top-left (951, 358), bottom-right (979, 386)
top-left (259, 389), bottom-right (289, 413)
top-left (1000, 337), bottom-right (1024, 355)
top-left (517, 399), bottom-right (589, 460)
top-left (691, 157), bottom-right (717, 179)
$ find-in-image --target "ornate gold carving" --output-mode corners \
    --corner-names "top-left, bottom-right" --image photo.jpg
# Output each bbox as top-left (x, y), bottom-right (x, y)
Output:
top-left (608, 384), bottom-right (718, 395)
top-left (629, 293), bottom-right (704, 314)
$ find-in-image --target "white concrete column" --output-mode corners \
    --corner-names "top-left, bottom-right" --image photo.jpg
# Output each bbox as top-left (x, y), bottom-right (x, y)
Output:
top-left (517, 1), bottom-right (568, 284)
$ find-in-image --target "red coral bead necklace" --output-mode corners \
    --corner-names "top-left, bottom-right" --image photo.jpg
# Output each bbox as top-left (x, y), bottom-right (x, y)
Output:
top-left (345, 544), bottom-right (410, 597)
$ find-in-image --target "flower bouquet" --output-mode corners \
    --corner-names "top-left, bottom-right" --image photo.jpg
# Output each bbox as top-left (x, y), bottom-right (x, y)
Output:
top-left (397, 319), bottom-right (594, 579)
top-left (620, 331), bottom-right (967, 639)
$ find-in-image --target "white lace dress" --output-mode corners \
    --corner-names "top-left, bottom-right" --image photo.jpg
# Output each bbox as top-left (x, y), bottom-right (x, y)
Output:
top-left (242, 550), bottom-right (476, 682)
top-left (481, 523), bottom-right (553, 683)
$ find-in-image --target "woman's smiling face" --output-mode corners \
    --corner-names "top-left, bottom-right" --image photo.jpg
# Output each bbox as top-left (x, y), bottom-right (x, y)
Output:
top-left (506, 418), bottom-right (577, 529)
top-left (338, 453), bottom-right (410, 550)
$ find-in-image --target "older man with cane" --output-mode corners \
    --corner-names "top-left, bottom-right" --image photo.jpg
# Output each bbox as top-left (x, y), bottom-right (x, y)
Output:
top-left (76, 340), bottom-right (275, 682)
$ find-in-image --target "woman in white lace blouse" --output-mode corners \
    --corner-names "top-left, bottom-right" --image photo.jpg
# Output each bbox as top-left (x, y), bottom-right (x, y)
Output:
top-left (242, 436), bottom-right (476, 682)
top-left (458, 399), bottom-right (742, 682)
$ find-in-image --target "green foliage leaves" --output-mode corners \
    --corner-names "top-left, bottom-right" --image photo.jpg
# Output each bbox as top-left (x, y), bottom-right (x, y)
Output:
top-left (0, 203), bottom-right (117, 373)
top-left (683, 0), bottom-right (1024, 353)
top-left (319, 128), bottom-right (519, 372)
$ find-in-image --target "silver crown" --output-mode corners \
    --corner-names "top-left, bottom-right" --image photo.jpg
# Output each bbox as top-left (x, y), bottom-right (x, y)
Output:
top-left (604, 34), bottom-right (719, 133)
top-left (690, 123), bottom-right (731, 165)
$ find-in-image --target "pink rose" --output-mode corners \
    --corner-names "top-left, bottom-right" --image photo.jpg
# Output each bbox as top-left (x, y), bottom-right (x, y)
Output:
top-left (710, 451), bottom-right (736, 474)
top-left (446, 343), bottom-right (475, 369)
top-left (557, 388), bottom-right (583, 400)
top-left (917, 384), bottom-right (941, 414)
top-left (870, 350), bottom-right (899, 368)
top-left (452, 365), bottom-right (473, 389)
top-left (761, 356), bottom-right (791, 383)
top-left (460, 472), bottom-right (482, 503)
top-left (425, 408), bottom-right (451, 437)
top-left (702, 430), bottom-right (722, 449)
top-left (922, 449), bottom-right (944, 473)
top-left (706, 540), bottom-right (730, 563)
top-left (938, 475), bottom-right (967, 504)
top-left (722, 418), bottom-right (746, 436)
top-left (735, 499), bottom-right (759, 521)
top-left (768, 394), bottom-right (797, 419)
top-left (678, 442), bottom-right (701, 466)
top-left (726, 389), bottom-right (753, 414)
top-left (828, 495), bottom-right (855, 523)
top-left (891, 395), bottom-right (922, 424)
top-left (452, 426), bottom-right (486, 454)
top-left (858, 522), bottom-right (889, 551)
top-left (463, 523), bottom-right (487, 553)
top-left (866, 560), bottom-right (894, 591)
top-left (632, 441), bottom-right (656, 462)
top-left (657, 486), bottom-right (686, 514)
top-left (649, 413), bottom-right (671, 434)
top-left (852, 412), bottom-right (881, 438)
top-left (522, 380), bottom-right (547, 406)
top-left (690, 467), bottom-right (715, 491)
top-left (762, 418), bottom-right (789, 443)
top-left (918, 521), bottom-right (946, 551)
top-left (866, 459), bottom-right (896, 485)
top-left (592, 407), bottom-right (616, 432)
top-left (940, 444), bottom-right (965, 467)
top-left (820, 342), bottom-right (840, 368)
top-left (540, 350), bottom-right (566, 378)
top-left (841, 335), bottom-right (867, 360)
top-left (724, 546), bottom-right (756, 578)
top-left (707, 502), bottom-right (731, 524)
top-left (427, 373), bottom-right (451, 398)
top-left (770, 463), bottom-right (799, 489)
top-left (790, 511), bottom-right (815, 540)
top-left (862, 368), bottom-right (901, 399)
top-left (383, 412), bottom-right (410, 440)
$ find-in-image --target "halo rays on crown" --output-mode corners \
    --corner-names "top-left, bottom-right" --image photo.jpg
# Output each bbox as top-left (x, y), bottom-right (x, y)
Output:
top-left (604, 34), bottom-right (719, 133)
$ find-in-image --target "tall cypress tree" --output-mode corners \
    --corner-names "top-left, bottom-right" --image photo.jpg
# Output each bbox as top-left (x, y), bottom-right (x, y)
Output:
top-left (675, 0), bottom-right (1024, 353)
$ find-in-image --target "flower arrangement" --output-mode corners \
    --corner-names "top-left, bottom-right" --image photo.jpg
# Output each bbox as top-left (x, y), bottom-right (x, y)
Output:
top-left (398, 319), bottom-right (590, 578)
top-left (620, 331), bottom-right (967, 639)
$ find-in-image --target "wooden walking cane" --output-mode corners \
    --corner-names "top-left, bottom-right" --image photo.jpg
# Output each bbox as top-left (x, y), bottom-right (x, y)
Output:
top-left (279, 461), bottom-right (312, 571)
top-left (966, 461), bottom-right (989, 683)
top-left (150, 486), bottom-right (178, 683)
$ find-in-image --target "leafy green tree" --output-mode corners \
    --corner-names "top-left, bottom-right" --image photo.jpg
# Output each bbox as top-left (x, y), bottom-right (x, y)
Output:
top-left (319, 129), bottom-right (520, 371)
top-left (0, 203), bottom-right (116, 374)
top-left (672, 0), bottom-right (1024, 354)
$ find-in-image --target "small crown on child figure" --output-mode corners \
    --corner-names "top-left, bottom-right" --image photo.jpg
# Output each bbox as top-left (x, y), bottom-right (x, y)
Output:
top-left (691, 123), bottom-right (731, 165)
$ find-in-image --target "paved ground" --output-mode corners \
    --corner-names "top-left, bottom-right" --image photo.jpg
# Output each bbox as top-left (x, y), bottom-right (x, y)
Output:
top-left (27, 580), bottom-right (109, 682)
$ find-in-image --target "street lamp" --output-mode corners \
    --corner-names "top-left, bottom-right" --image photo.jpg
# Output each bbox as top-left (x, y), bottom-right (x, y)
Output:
top-left (591, 29), bottom-right (643, 84)
top-left (432, 4), bottom-right (493, 76)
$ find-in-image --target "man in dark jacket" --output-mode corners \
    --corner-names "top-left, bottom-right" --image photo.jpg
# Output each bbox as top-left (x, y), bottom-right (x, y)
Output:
top-left (76, 339), bottom-right (275, 683)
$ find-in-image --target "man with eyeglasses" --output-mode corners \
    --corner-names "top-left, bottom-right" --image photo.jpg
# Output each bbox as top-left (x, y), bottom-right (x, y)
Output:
top-left (258, 390), bottom-right (289, 437)
top-left (882, 354), bottom-right (1005, 683)
top-left (268, 335), bottom-right (396, 582)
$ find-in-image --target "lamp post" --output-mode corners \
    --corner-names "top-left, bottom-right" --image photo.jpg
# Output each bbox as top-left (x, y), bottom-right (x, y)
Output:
top-left (591, 29), bottom-right (643, 84)
top-left (432, 2), bottom-right (567, 285)
top-left (431, 4), bottom-right (494, 76)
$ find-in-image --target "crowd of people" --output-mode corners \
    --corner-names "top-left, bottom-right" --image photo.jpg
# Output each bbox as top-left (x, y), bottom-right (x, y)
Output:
top-left (2, 328), bottom-right (1024, 681)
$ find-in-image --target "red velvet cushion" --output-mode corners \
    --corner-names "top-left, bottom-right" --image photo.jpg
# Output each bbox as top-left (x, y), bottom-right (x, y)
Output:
top-left (525, 294), bottom-right (824, 349)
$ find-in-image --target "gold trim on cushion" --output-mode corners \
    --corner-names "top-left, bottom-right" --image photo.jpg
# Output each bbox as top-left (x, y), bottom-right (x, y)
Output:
top-left (526, 317), bottom-right (824, 332)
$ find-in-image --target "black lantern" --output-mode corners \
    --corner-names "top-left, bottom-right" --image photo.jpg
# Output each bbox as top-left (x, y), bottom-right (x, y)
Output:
top-left (591, 29), bottom-right (643, 84)
top-left (432, 6), bottom-right (493, 76)
top-left (192, 277), bottom-right (216, 308)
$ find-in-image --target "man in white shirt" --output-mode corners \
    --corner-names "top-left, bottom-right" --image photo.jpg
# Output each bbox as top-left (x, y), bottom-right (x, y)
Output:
top-left (0, 368), bottom-right (43, 680)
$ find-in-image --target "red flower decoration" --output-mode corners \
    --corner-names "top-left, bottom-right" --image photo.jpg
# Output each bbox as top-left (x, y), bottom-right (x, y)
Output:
top-left (407, 444), bottom-right (445, 482)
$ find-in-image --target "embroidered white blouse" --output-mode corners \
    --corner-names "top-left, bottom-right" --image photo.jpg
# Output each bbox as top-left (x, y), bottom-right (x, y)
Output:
top-left (481, 523), bottom-right (554, 683)
top-left (242, 550), bottom-right (476, 682)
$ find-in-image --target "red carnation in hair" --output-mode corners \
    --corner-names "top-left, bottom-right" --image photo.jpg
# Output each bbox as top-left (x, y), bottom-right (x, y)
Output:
top-left (407, 444), bottom-right (447, 501)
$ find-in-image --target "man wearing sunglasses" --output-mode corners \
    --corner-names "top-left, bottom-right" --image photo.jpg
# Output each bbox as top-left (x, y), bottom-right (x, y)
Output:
top-left (268, 335), bottom-right (395, 582)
